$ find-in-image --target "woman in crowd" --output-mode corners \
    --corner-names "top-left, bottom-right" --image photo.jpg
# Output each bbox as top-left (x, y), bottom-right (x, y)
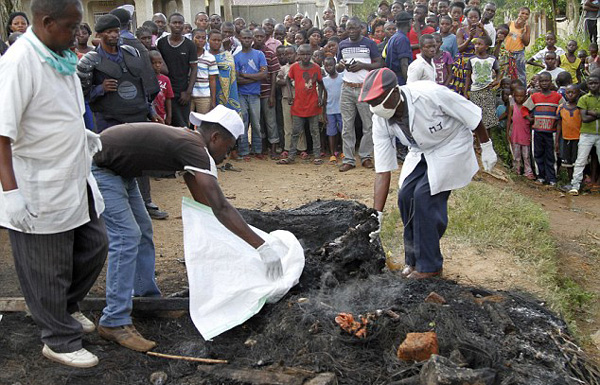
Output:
top-left (208, 29), bottom-right (241, 113)
top-left (449, 7), bottom-right (486, 96)
top-left (6, 11), bottom-right (29, 37)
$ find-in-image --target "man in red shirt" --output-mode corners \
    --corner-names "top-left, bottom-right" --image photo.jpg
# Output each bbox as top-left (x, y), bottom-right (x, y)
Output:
top-left (278, 44), bottom-right (325, 165)
top-left (408, 5), bottom-right (435, 59)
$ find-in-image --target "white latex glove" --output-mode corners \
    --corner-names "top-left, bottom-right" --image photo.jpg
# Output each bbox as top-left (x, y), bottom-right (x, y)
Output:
top-left (3, 189), bottom-right (38, 232)
top-left (257, 241), bottom-right (283, 280)
top-left (480, 140), bottom-right (497, 172)
top-left (369, 211), bottom-right (384, 242)
top-left (85, 129), bottom-right (102, 156)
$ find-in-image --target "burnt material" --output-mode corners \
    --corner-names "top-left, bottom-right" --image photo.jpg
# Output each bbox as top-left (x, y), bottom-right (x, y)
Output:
top-left (0, 200), bottom-right (598, 385)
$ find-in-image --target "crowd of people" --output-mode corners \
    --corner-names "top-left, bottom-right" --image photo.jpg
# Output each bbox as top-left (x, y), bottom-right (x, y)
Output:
top-left (0, 0), bottom-right (599, 371)
top-left (2, 0), bottom-right (599, 192)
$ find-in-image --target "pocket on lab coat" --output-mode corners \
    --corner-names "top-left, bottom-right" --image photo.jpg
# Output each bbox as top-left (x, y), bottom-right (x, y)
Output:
top-left (24, 164), bottom-right (84, 214)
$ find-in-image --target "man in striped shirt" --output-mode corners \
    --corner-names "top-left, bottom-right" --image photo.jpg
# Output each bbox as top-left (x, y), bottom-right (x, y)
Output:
top-left (254, 27), bottom-right (281, 157)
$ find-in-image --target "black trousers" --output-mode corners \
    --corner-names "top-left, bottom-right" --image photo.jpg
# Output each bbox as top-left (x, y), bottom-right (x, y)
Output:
top-left (586, 18), bottom-right (598, 45)
top-left (533, 131), bottom-right (557, 183)
top-left (398, 156), bottom-right (451, 273)
top-left (9, 188), bottom-right (108, 353)
top-left (171, 96), bottom-right (191, 127)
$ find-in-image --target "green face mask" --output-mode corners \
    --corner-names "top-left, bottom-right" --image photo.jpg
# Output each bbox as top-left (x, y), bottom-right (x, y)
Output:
top-left (23, 31), bottom-right (79, 76)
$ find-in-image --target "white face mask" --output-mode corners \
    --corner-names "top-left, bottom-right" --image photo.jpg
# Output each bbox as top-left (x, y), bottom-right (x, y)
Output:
top-left (369, 87), bottom-right (401, 119)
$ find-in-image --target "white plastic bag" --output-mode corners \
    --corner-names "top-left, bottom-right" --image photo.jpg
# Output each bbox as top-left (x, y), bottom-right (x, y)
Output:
top-left (182, 197), bottom-right (305, 340)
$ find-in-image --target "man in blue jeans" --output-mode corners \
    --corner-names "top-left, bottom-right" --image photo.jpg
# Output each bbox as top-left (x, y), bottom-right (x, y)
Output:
top-left (235, 29), bottom-right (267, 158)
top-left (92, 106), bottom-right (284, 352)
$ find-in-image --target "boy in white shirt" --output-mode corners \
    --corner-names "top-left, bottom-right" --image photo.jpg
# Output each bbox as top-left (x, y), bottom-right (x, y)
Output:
top-left (407, 34), bottom-right (436, 83)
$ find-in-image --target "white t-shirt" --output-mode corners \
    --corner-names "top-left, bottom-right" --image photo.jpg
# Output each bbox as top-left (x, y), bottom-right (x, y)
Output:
top-left (538, 66), bottom-right (567, 86)
top-left (532, 47), bottom-right (566, 62)
top-left (0, 28), bottom-right (103, 233)
top-left (407, 54), bottom-right (436, 83)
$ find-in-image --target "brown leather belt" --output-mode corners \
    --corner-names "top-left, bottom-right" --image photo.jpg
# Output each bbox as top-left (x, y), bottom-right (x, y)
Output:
top-left (343, 81), bottom-right (363, 88)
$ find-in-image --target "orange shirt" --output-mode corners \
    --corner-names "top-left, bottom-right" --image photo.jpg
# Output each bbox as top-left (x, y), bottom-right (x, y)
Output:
top-left (505, 21), bottom-right (525, 52)
top-left (557, 104), bottom-right (582, 140)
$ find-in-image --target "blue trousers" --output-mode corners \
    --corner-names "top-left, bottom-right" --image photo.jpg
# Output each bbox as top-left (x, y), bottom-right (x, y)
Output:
top-left (398, 156), bottom-right (450, 273)
top-left (533, 131), bottom-right (557, 183)
top-left (238, 93), bottom-right (263, 155)
top-left (92, 165), bottom-right (161, 327)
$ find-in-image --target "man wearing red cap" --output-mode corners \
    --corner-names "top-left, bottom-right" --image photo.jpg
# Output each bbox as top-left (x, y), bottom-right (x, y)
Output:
top-left (361, 69), bottom-right (497, 279)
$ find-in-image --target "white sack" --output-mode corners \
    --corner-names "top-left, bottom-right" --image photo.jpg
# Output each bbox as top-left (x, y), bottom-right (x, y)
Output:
top-left (181, 197), bottom-right (305, 340)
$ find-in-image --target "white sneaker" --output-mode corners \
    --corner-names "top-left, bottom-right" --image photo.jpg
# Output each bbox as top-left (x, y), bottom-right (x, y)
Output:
top-left (568, 188), bottom-right (579, 196)
top-left (71, 311), bottom-right (95, 333)
top-left (42, 345), bottom-right (99, 368)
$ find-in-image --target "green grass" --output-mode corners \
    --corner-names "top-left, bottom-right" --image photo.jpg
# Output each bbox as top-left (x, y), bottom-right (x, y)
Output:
top-left (380, 182), bottom-right (596, 324)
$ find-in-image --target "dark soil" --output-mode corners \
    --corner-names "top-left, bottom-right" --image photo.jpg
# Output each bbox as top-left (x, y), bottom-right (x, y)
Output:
top-left (0, 201), bottom-right (598, 385)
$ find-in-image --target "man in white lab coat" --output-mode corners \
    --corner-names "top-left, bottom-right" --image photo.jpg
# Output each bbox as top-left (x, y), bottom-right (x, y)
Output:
top-left (362, 68), bottom-right (497, 279)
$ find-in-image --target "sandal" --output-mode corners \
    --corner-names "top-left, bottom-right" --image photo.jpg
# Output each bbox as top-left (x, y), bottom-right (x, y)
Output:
top-left (300, 151), bottom-right (309, 160)
top-left (243, 156), bottom-right (252, 162)
top-left (313, 158), bottom-right (323, 165)
top-left (277, 158), bottom-right (295, 165)
top-left (329, 155), bottom-right (337, 164)
top-left (280, 151), bottom-right (289, 158)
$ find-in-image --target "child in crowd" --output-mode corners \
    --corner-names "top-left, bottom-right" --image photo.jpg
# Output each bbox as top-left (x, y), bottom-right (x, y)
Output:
top-left (312, 49), bottom-right (325, 69)
top-left (426, 15), bottom-right (439, 32)
top-left (439, 15), bottom-right (457, 59)
top-left (275, 46), bottom-right (307, 159)
top-left (279, 44), bottom-right (325, 165)
top-left (295, 30), bottom-right (308, 46)
top-left (493, 24), bottom-right (510, 79)
top-left (149, 50), bottom-right (173, 125)
top-left (432, 33), bottom-right (453, 86)
top-left (191, 29), bottom-right (218, 114)
top-left (540, 51), bottom-right (566, 87)
top-left (286, 25), bottom-right (299, 46)
top-left (407, 34), bottom-right (436, 82)
top-left (324, 37), bottom-right (339, 58)
top-left (556, 84), bottom-right (581, 182)
top-left (135, 26), bottom-right (154, 51)
top-left (183, 23), bottom-right (193, 35)
top-left (465, 35), bottom-right (499, 130)
top-left (523, 71), bottom-right (566, 186)
top-left (556, 71), bottom-right (573, 99)
top-left (560, 40), bottom-right (583, 84)
top-left (322, 57), bottom-right (344, 164)
top-left (506, 86), bottom-right (534, 179)
top-left (527, 75), bottom-right (539, 95)
top-left (569, 74), bottom-right (600, 195)
top-left (585, 43), bottom-right (600, 75)
top-left (496, 88), bottom-right (510, 132)
top-left (526, 32), bottom-right (565, 69)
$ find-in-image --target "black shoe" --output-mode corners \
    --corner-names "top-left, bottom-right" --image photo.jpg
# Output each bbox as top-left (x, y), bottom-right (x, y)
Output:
top-left (147, 208), bottom-right (169, 220)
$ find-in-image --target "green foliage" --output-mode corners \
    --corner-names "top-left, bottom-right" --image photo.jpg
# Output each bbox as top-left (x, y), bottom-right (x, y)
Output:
top-left (380, 181), bottom-right (595, 325)
top-left (1, 0), bottom-right (23, 41)
top-left (352, 0), bottom-right (380, 23)
top-left (490, 124), bottom-right (512, 167)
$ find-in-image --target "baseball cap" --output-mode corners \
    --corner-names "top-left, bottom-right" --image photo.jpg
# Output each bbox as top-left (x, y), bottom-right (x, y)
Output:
top-left (189, 105), bottom-right (244, 139)
top-left (359, 68), bottom-right (398, 103)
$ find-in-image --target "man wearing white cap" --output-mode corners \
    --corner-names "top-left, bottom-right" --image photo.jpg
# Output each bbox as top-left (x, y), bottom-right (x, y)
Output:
top-left (92, 106), bottom-right (284, 352)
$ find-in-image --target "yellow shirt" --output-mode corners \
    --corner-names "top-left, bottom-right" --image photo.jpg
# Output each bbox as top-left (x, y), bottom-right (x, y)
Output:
top-left (560, 54), bottom-right (581, 84)
top-left (505, 21), bottom-right (525, 52)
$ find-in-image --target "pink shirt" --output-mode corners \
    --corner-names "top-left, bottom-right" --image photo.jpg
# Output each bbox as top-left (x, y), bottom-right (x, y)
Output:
top-left (511, 105), bottom-right (531, 146)
top-left (265, 37), bottom-right (282, 54)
